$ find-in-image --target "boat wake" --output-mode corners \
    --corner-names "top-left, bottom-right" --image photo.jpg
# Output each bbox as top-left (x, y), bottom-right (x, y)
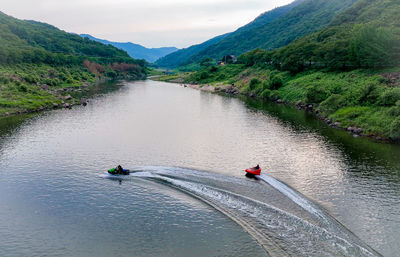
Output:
top-left (104, 166), bottom-right (381, 257)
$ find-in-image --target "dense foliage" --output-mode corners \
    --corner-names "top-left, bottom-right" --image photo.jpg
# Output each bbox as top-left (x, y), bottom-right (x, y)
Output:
top-left (175, 0), bottom-right (400, 141)
top-left (0, 12), bottom-right (146, 68)
top-left (0, 11), bottom-right (147, 116)
top-left (263, 0), bottom-right (400, 73)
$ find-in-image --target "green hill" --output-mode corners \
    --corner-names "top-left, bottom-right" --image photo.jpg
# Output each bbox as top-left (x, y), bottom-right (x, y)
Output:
top-left (157, 0), bottom-right (357, 68)
top-left (155, 33), bottom-right (232, 69)
top-left (0, 12), bottom-right (146, 116)
top-left (166, 0), bottom-right (400, 141)
top-left (156, 0), bottom-right (304, 68)
top-left (271, 0), bottom-right (400, 72)
top-left (0, 11), bottom-right (145, 65)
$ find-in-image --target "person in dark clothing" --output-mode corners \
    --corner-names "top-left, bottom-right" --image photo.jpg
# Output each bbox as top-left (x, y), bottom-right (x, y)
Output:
top-left (116, 165), bottom-right (124, 174)
top-left (255, 164), bottom-right (260, 169)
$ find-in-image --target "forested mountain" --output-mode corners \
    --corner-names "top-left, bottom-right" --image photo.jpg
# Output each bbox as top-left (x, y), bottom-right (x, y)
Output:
top-left (156, 0), bottom-right (304, 68)
top-left (0, 12), bottom-right (139, 64)
top-left (155, 33), bottom-right (231, 69)
top-left (176, 0), bottom-right (400, 141)
top-left (80, 34), bottom-right (178, 63)
top-left (157, 0), bottom-right (357, 68)
top-left (268, 0), bottom-right (400, 72)
top-left (0, 11), bottom-right (146, 116)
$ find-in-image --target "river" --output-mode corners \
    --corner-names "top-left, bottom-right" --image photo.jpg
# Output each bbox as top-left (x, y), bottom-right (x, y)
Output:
top-left (0, 80), bottom-right (399, 257)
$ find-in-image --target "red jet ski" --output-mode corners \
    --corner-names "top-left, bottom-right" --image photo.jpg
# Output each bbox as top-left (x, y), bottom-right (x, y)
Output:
top-left (245, 165), bottom-right (261, 177)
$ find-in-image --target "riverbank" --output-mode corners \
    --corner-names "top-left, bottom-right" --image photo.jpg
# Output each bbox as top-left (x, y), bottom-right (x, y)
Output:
top-left (153, 65), bottom-right (400, 143)
top-left (0, 63), bottom-right (146, 117)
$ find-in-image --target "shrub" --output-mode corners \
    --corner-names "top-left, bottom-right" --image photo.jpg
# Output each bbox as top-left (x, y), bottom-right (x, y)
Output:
top-left (388, 101), bottom-right (400, 116)
top-left (18, 84), bottom-right (28, 92)
top-left (262, 80), bottom-right (270, 90)
top-left (0, 76), bottom-right (10, 84)
top-left (216, 73), bottom-right (226, 80)
top-left (389, 117), bottom-right (400, 140)
top-left (378, 88), bottom-right (400, 106)
top-left (305, 85), bottom-right (329, 104)
top-left (199, 71), bottom-right (209, 80)
top-left (357, 84), bottom-right (382, 105)
top-left (209, 66), bottom-right (218, 73)
top-left (260, 88), bottom-right (271, 99)
top-left (24, 74), bottom-right (39, 84)
top-left (269, 91), bottom-right (281, 101)
top-left (249, 78), bottom-right (261, 90)
top-left (269, 75), bottom-right (283, 90)
top-left (318, 94), bottom-right (346, 115)
top-left (106, 70), bottom-right (117, 78)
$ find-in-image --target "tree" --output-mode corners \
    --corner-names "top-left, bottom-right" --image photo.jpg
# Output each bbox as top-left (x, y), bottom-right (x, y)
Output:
top-left (200, 58), bottom-right (214, 67)
top-left (349, 24), bottom-right (397, 68)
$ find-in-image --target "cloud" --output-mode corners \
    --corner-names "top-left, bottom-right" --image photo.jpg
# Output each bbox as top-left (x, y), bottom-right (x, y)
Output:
top-left (2, 0), bottom-right (294, 48)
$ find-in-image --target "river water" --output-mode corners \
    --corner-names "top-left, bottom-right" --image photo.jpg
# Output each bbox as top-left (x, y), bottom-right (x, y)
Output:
top-left (0, 80), bottom-right (399, 257)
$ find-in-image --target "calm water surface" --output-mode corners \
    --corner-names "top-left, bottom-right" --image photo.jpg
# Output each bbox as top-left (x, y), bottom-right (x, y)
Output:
top-left (0, 80), bottom-right (399, 257)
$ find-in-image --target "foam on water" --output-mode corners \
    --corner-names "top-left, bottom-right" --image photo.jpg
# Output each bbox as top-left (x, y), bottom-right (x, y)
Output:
top-left (258, 174), bottom-right (328, 222)
top-left (123, 166), bottom-right (381, 257)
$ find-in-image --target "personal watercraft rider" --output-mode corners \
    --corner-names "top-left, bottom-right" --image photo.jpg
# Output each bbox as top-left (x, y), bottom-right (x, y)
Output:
top-left (116, 165), bottom-right (124, 174)
top-left (255, 164), bottom-right (260, 169)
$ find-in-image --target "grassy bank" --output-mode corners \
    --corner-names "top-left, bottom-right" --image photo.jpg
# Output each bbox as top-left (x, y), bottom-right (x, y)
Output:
top-left (0, 63), bottom-right (133, 116)
top-left (158, 65), bottom-right (400, 142)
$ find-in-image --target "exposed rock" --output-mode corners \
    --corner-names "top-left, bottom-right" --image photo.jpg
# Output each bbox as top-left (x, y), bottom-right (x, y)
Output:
top-left (63, 103), bottom-right (71, 109)
top-left (347, 127), bottom-right (355, 133)
top-left (353, 134), bottom-right (360, 138)
top-left (381, 72), bottom-right (400, 86)
top-left (276, 99), bottom-right (283, 104)
top-left (5, 112), bottom-right (9, 116)
top-left (296, 100), bottom-right (302, 106)
top-left (333, 122), bottom-right (341, 127)
top-left (354, 128), bottom-right (363, 135)
top-left (80, 98), bottom-right (87, 106)
top-left (65, 95), bottom-right (72, 100)
top-left (40, 84), bottom-right (49, 90)
top-left (53, 103), bottom-right (59, 108)
top-left (225, 85), bottom-right (239, 95)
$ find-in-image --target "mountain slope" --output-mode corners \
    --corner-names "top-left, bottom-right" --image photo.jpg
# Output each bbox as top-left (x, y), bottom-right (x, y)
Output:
top-left (80, 34), bottom-right (178, 63)
top-left (0, 12), bottom-right (146, 116)
top-left (158, 0), bottom-right (358, 68)
top-left (156, 0), bottom-right (304, 68)
top-left (176, 0), bottom-right (400, 141)
top-left (0, 11), bottom-right (144, 65)
top-left (155, 33), bottom-right (232, 68)
top-left (272, 0), bottom-right (400, 71)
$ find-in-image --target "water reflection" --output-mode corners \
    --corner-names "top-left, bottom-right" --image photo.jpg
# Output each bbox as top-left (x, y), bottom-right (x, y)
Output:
top-left (0, 80), bottom-right (399, 256)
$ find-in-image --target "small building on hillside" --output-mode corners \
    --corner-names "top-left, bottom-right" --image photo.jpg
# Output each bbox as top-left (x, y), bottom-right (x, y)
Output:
top-left (220, 55), bottom-right (237, 64)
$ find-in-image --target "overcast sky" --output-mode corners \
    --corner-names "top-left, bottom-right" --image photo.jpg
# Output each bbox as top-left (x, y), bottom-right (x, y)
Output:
top-left (2, 0), bottom-right (293, 48)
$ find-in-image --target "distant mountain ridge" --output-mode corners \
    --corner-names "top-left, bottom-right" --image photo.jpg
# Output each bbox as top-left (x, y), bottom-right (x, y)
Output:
top-left (80, 34), bottom-right (178, 63)
top-left (157, 0), bottom-right (357, 68)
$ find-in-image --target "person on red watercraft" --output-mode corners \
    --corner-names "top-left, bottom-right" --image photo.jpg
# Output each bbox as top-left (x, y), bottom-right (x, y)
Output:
top-left (255, 164), bottom-right (260, 170)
